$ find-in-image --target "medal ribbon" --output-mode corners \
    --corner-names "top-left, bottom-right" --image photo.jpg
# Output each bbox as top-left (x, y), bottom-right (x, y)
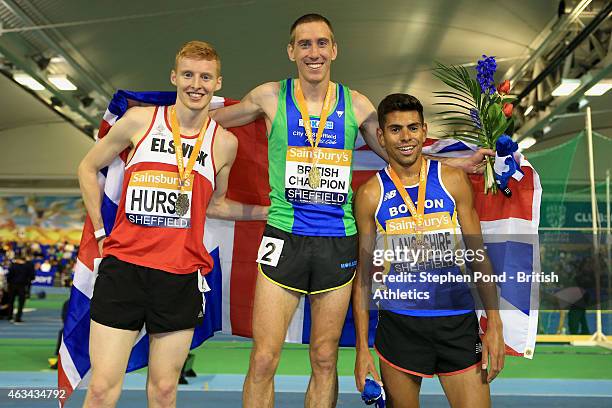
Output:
top-left (170, 106), bottom-right (208, 193)
top-left (294, 80), bottom-right (334, 169)
top-left (387, 159), bottom-right (428, 241)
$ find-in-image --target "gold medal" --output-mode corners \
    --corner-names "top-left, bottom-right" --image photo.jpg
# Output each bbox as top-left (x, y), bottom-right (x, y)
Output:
top-left (175, 193), bottom-right (190, 217)
top-left (169, 106), bottom-right (208, 218)
top-left (308, 166), bottom-right (321, 189)
top-left (294, 80), bottom-right (334, 190)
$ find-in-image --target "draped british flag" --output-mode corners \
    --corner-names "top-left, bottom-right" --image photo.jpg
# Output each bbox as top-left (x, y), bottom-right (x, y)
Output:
top-left (58, 90), bottom-right (541, 405)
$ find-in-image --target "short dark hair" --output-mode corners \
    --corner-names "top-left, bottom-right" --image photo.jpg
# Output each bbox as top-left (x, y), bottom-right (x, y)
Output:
top-left (377, 93), bottom-right (424, 128)
top-left (289, 14), bottom-right (335, 45)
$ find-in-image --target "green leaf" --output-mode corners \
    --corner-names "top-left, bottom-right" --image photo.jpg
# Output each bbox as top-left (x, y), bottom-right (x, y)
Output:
top-left (491, 117), bottom-right (514, 140)
top-left (440, 133), bottom-right (483, 145)
top-left (432, 116), bottom-right (475, 124)
top-left (437, 122), bottom-right (481, 128)
top-left (433, 67), bottom-right (472, 94)
top-left (486, 103), bottom-right (506, 143)
top-left (458, 66), bottom-right (481, 104)
top-left (444, 128), bottom-right (484, 137)
top-left (432, 102), bottom-right (473, 111)
top-left (433, 93), bottom-right (476, 107)
top-left (439, 129), bottom-right (484, 139)
top-left (434, 110), bottom-right (474, 118)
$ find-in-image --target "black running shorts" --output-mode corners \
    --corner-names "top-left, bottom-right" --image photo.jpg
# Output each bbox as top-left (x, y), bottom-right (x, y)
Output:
top-left (375, 310), bottom-right (482, 377)
top-left (257, 224), bottom-right (357, 294)
top-left (90, 256), bottom-right (204, 334)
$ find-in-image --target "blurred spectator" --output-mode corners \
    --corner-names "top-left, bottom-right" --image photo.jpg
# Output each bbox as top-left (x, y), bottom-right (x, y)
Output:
top-left (567, 257), bottom-right (595, 335)
top-left (6, 249), bottom-right (36, 323)
top-left (0, 240), bottom-right (79, 290)
top-left (40, 259), bottom-right (51, 273)
top-left (30, 242), bottom-right (42, 257)
top-left (0, 262), bottom-right (8, 316)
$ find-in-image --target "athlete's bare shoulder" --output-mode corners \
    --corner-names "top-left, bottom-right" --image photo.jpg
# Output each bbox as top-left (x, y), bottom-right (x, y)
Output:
top-left (250, 82), bottom-right (280, 105)
top-left (349, 89), bottom-right (377, 126)
top-left (254, 81), bottom-right (280, 97)
top-left (355, 173), bottom-right (382, 214)
top-left (107, 106), bottom-right (156, 146)
top-left (121, 105), bottom-right (156, 124)
top-left (350, 90), bottom-right (373, 109)
top-left (245, 81), bottom-right (280, 121)
top-left (212, 125), bottom-right (239, 169)
top-left (214, 125), bottom-right (239, 150)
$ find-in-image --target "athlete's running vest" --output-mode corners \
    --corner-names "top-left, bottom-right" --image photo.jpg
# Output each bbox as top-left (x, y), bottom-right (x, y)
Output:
top-left (267, 78), bottom-right (359, 237)
top-left (104, 105), bottom-right (217, 275)
top-left (374, 160), bottom-right (474, 316)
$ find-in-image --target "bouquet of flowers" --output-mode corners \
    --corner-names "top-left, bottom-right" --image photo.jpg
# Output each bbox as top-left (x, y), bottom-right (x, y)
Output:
top-left (433, 55), bottom-right (515, 194)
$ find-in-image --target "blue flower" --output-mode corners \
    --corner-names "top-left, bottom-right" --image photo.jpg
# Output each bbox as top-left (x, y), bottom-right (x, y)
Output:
top-left (476, 55), bottom-right (497, 95)
top-left (470, 108), bottom-right (482, 129)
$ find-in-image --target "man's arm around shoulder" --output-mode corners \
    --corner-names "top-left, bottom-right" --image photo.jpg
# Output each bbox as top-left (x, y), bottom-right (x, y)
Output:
top-left (206, 127), bottom-right (268, 221)
top-left (209, 82), bottom-right (279, 128)
top-left (351, 90), bottom-right (388, 162)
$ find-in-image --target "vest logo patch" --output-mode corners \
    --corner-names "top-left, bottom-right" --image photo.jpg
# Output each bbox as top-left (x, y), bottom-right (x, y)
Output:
top-left (388, 199), bottom-right (445, 217)
top-left (298, 118), bottom-right (334, 130)
top-left (383, 190), bottom-right (397, 201)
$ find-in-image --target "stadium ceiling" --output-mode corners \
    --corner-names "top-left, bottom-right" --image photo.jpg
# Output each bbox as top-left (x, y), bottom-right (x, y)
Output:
top-left (0, 0), bottom-right (610, 146)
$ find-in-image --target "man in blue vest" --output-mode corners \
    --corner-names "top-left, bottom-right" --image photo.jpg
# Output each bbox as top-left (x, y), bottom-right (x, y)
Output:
top-left (353, 93), bottom-right (504, 408)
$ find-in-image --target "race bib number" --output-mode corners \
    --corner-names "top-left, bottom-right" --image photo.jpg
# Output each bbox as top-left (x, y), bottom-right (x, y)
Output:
top-left (257, 236), bottom-right (284, 267)
top-left (125, 170), bottom-right (194, 229)
top-left (285, 147), bottom-right (351, 206)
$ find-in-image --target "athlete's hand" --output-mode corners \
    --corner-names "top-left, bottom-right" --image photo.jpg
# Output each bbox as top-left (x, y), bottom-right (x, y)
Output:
top-left (481, 321), bottom-right (505, 383)
top-left (462, 148), bottom-right (495, 174)
top-left (97, 238), bottom-right (105, 257)
top-left (354, 348), bottom-right (382, 392)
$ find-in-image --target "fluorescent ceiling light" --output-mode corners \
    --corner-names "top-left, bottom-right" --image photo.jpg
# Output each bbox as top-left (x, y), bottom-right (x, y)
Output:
top-left (584, 79), bottom-right (612, 96)
top-left (524, 105), bottom-right (534, 116)
top-left (551, 79), bottom-right (581, 96)
top-left (518, 136), bottom-right (536, 151)
top-left (13, 72), bottom-right (45, 90)
top-left (48, 74), bottom-right (77, 91)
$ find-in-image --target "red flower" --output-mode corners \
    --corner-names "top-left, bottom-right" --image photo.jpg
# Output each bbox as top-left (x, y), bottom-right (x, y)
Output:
top-left (502, 102), bottom-right (513, 118)
top-left (497, 79), bottom-right (511, 95)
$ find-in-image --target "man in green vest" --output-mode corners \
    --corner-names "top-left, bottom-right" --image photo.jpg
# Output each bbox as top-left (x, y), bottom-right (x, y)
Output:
top-left (211, 13), bottom-right (491, 408)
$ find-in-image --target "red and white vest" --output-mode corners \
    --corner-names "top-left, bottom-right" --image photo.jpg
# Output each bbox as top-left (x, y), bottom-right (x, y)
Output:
top-left (104, 105), bottom-right (218, 275)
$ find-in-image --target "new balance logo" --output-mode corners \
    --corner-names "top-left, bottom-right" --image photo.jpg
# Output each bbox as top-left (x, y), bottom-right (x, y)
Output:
top-left (336, 111), bottom-right (344, 117)
top-left (383, 190), bottom-right (397, 201)
top-left (475, 342), bottom-right (482, 354)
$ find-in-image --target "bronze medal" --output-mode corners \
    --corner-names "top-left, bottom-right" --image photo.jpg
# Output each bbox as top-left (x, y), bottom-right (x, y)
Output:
top-left (175, 193), bottom-right (190, 217)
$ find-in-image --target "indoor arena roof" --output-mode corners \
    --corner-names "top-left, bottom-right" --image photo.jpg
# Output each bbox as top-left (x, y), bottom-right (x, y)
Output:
top-left (0, 0), bottom-right (610, 181)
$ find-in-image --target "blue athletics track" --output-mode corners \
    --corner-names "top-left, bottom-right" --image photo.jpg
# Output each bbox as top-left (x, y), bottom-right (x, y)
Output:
top-left (1, 288), bottom-right (611, 407)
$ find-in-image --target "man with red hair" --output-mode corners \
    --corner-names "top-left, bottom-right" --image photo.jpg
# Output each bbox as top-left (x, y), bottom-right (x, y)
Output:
top-left (78, 41), bottom-right (267, 408)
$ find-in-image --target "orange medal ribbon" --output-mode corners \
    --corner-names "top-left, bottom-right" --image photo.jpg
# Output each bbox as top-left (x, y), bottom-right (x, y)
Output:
top-left (169, 106), bottom-right (208, 217)
top-left (294, 80), bottom-right (334, 189)
top-left (387, 159), bottom-right (428, 246)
